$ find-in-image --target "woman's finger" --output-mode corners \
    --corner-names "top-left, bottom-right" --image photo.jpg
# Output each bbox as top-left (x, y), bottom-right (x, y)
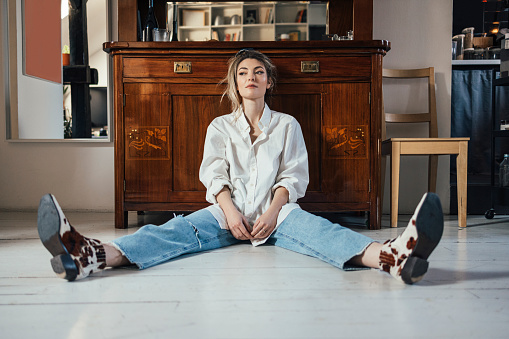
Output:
top-left (229, 222), bottom-right (250, 240)
top-left (229, 223), bottom-right (242, 239)
top-left (251, 220), bottom-right (261, 235)
top-left (242, 216), bottom-right (252, 233)
top-left (252, 221), bottom-right (269, 237)
top-left (238, 223), bottom-right (253, 240)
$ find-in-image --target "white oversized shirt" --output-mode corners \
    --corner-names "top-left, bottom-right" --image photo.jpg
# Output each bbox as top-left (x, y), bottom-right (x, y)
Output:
top-left (199, 104), bottom-right (309, 246)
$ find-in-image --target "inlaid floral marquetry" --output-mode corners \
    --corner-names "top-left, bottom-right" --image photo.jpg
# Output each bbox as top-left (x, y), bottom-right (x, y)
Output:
top-left (127, 127), bottom-right (170, 160)
top-left (323, 125), bottom-right (367, 159)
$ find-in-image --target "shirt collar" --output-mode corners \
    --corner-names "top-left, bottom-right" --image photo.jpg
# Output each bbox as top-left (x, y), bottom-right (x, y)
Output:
top-left (236, 104), bottom-right (272, 135)
top-left (237, 109), bottom-right (251, 134)
top-left (258, 104), bottom-right (272, 133)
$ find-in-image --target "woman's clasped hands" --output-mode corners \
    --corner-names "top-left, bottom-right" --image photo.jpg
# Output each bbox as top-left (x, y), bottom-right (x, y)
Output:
top-left (225, 208), bottom-right (277, 240)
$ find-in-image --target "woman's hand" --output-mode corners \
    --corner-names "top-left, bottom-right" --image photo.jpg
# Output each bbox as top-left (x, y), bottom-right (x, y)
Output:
top-left (251, 186), bottom-right (289, 239)
top-left (224, 208), bottom-right (253, 241)
top-left (251, 209), bottom-right (278, 239)
top-left (216, 187), bottom-right (253, 240)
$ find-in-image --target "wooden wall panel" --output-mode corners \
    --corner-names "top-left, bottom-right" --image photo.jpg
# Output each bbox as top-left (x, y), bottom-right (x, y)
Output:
top-left (118, 0), bottom-right (137, 41)
top-left (353, 0), bottom-right (373, 40)
top-left (328, 0), bottom-right (353, 37)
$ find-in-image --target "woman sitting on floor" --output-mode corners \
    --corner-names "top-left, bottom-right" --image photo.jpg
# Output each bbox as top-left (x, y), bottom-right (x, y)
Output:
top-left (37, 49), bottom-right (444, 284)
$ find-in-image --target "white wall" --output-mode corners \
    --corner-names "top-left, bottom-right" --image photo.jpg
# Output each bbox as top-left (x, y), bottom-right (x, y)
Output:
top-left (87, 0), bottom-right (108, 87)
top-left (0, 0), bottom-right (114, 211)
top-left (374, 0), bottom-right (453, 214)
top-left (1, 0), bottom-right (453, 214)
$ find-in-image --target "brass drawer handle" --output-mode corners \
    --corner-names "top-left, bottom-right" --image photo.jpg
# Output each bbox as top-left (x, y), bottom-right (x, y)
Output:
top-left (174, 62), bottom-right (192, 74)
top-left (301, 61), bottom-right (319, 73)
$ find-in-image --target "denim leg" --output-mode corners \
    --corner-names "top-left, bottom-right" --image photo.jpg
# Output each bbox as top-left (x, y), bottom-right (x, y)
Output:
top-left (268, 209), bottom-right (376, 270)
top-left (110, 209), bottom-right (240, 269)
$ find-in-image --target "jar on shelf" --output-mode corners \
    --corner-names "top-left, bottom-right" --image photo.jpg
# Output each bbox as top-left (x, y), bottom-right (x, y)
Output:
top-left (462, 27), bottom-right (474, 49)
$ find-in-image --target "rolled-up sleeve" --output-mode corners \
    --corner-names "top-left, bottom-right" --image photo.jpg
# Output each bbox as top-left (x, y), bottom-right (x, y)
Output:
top-left (199, 123), bottom-right (233, 204)
top-left (272, 119), bottom-right (309, 203)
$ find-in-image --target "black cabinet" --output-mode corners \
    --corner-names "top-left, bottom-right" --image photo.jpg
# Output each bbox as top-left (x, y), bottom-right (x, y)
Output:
top-left (451, 61), bottom-right (509, 215)
top-left (486, 76), bottom-right (509, 218)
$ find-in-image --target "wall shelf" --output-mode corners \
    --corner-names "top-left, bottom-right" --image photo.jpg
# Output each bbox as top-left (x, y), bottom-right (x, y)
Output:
top-left (173, 2), bottom-right (327, 42)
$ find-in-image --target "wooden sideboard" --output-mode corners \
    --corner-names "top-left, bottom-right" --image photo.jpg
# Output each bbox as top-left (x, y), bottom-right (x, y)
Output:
top-left (104, 41), bottom-right (390, 229)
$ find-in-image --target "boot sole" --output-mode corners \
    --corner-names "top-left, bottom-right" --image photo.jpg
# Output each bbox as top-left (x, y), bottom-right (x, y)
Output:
top-left (401, 193), bottom-right (444, 284)
top-left (37, 194), bottom-right (78, 281)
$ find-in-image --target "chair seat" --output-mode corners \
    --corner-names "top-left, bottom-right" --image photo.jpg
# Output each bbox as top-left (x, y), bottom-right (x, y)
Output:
top-left (382, 138), bottom-right (470, 155)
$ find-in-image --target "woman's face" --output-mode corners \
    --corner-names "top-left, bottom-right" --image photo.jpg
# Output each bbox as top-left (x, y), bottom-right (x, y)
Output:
top-left (236, 58), bottom-right (271, 101)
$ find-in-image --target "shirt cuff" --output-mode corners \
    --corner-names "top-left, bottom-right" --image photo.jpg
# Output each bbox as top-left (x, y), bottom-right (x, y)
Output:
top-left (272, 182), bottom-right (297, 203)
top-left (206, 180), bottom-right (233, 204)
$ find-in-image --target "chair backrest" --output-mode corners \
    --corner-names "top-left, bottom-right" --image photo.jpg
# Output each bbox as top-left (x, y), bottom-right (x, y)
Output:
top-left (382, 67), bottom-right (438, 140)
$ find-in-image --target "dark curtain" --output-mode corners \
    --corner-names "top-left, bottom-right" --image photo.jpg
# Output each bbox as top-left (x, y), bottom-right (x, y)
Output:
top-left (451, 68), bottom-right (509, 177)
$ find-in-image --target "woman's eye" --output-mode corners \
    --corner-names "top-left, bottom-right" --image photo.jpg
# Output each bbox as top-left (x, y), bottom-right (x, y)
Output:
top-left (256, 71), bottom-right (264, 75)
top-left (238, 72), bottom-right (246, 76)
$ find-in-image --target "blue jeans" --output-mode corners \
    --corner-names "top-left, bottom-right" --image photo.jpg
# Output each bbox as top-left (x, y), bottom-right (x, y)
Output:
top-left (111, 209), bottom-right (375, 270)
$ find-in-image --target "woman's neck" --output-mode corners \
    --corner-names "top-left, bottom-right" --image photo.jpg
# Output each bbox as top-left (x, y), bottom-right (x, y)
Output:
top-left (242, 99), bottom-right (265, 126)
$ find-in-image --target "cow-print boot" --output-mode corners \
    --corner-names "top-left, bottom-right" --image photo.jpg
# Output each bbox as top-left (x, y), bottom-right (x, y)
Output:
top-left (37, 194), bottom-right (107, 281)
top-left (379, 193), bottom-right (444, 284)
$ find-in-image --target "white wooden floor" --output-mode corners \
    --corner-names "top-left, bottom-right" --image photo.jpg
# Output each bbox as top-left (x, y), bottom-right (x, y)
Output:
top-left (1, 211), bottom-right (508, 339)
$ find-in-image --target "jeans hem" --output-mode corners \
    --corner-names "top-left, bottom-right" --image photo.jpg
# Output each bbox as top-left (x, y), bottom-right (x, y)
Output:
top-left (342, 241), bottom-right (377, 271)
top-left (275, 231), bottom-right (375, 271)
top-left (107, 241), bottom-right (143, 269)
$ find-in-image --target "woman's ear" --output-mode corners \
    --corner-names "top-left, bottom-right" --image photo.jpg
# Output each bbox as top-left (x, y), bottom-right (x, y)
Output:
top-left (266, 79), bottom-right (272, 90)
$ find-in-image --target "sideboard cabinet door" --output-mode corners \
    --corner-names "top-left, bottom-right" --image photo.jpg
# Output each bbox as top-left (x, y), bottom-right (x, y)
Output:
top-left (321, 82), bottom-right (371, 204)
top-left (123, 83), bottom-right (231, 206)
top-left (124, 85), bottom-right (173, 203)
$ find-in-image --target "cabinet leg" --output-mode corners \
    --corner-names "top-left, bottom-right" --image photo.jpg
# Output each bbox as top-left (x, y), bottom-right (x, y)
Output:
top-left (115, 209), bottom-right (128, 229)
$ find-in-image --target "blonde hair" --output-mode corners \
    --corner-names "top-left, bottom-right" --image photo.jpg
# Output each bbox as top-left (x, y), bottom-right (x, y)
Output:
top-left (221, 49), bottom-right (277, 116)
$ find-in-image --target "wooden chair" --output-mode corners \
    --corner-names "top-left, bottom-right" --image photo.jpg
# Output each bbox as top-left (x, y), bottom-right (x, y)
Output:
top-left (381, 67), bottom-right (469, 228)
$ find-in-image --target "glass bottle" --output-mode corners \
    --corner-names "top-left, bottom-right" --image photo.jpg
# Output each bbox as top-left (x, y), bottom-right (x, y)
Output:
top-left (171, 19), bottom-right (178, 42)
top-left (500, 154), bottom-right (509, 187)
top-left (143, 0), bottom-right (158, 41)
top-left (168, 2), bottom-right (178, 41)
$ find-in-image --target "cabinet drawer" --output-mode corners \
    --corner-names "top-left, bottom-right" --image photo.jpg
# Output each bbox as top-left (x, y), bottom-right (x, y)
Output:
top-left (123, 55), bottom-right (371, 81)
top-left (123, 57), bottom-right (230, 79)
top-left (272, 56), bottom-right (371, 80)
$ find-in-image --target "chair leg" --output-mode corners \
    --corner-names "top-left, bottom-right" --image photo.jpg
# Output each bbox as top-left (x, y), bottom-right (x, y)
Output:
top-left (456, 142), bottom-right (468, 228)
top-left (428, 154), bottom-right (438, 193)
top-left (390, 142), bottom-right (401, 228)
